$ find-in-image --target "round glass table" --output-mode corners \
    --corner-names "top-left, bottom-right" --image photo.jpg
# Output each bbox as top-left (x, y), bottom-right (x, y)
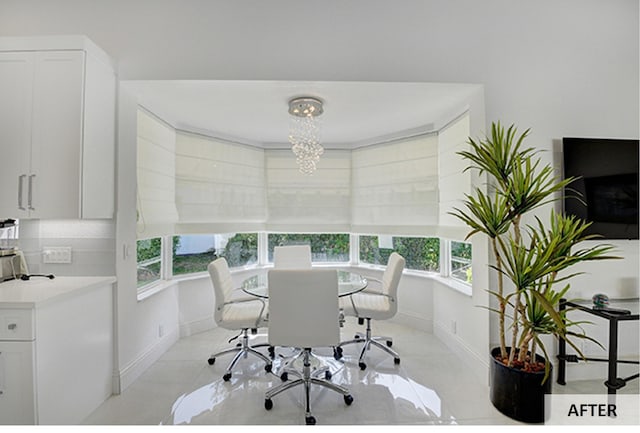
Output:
top-left (240, 269), bottom-right (366, 380)
top-left (241, 269), bottom-right (367, 298)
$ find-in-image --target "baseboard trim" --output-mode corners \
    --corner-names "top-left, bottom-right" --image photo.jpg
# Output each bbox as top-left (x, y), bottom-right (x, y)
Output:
top-left (180, 316), bottom-right (216, 338)
top-left (115, 327), bottom-right (180, 393)
top-left (392, 311), bottom-right (433, 333)
top-left (433, 319), bottom-right (489, 386)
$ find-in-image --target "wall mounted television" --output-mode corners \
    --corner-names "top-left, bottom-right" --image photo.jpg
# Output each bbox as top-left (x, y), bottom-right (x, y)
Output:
top-left (562, 137), bottom-right (639, 240)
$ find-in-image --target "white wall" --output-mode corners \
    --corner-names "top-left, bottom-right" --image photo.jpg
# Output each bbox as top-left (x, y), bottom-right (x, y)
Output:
top-left (115, 86), bottom-right (181, 391)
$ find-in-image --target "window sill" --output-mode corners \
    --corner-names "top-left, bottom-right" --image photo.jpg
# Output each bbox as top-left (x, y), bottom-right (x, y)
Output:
top-left (137, 279), bottom-right (179, 302)
top-left (150, 263), bottom-right (473, 298)
top-left (431, 274), bottom-right (472, 297)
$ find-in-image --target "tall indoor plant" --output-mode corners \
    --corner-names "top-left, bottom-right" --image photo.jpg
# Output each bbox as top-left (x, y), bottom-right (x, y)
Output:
top-left (450, 122), bottom-right (618, 422)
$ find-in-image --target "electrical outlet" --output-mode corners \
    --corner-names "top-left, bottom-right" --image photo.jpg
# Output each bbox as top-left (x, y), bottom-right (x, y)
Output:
top-left (42, 246), bottom-right (72, 264)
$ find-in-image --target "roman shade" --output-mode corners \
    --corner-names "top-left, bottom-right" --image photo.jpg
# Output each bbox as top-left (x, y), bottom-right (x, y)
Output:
top-left (175, 132), bottom-right (267, 233)
top-left (351, 134), bottom-right (440, 235)
top-left (136, 109), bottom-right (178, 238)
top-left (265, 149), bottom-right (351, 232)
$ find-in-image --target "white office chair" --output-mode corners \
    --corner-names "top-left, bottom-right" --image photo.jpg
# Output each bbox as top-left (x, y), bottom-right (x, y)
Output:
top-left (337, 252), bottom-right (406, 370)
top-left (271, 244), bottom-right (313, 365)
top-left (206, 258), bottom-right (272, 381)
top-left (264, 269), bottom-right (354, 425)
top-left (273, 245), bottom-right (312, 269)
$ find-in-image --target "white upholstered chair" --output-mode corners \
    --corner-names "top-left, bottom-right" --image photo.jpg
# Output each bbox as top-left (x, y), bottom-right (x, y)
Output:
top-left (337, 252), bottom-right (406, 370)
top-left (207, 257), bottom-right (272, 381)
top-left (273, 245), bottom-right (312, 269)
top-left (264, 269), bottom-right (353, 425)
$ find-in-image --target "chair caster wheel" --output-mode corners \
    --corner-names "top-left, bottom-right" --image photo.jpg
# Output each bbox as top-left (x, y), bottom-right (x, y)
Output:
top-left (305, 416), bottom-right (316, 425)
top-left (333, 347), bottom-right (343, 360)
top-left (265, 363), bottom-right (272, 373)
top-left (280, 372), bottom-right (288, 381)
top-left (386, 340), bottom-right (393, 347)
top-left (344, 394), bottom-right (354, 406)
top-left (268, 346), bottom-right (275, 359)
top-left (358, 318), bottom-right (364, 325)
top-left (325, 370), bottom-right (332, 380)
top-left (394, 357), bottom-right (400, 365)
top-left (264, 399), bottom-right (273, 410)
top-left (223, 372), bottom-right (232, 381)
top-left (354, 334), bottom-right (360, 339)
top-left (207, 357), bottom-right (215, 365)
top-left (358, 362), bottom-right (367, 371)
top-left (236, 343), bottom-right (241, 348)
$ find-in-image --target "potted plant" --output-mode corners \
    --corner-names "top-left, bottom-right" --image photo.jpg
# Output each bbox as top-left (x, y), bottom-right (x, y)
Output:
top-left (450, 122), bottom-right (618, 423)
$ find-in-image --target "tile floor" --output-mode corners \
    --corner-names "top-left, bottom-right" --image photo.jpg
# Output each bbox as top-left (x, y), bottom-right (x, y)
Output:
top-left (83, 320), bottom-right (638, 426)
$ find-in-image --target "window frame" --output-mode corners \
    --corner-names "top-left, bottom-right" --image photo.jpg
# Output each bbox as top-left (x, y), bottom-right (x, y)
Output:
top-left (137, 232), bottom-right (473, 298)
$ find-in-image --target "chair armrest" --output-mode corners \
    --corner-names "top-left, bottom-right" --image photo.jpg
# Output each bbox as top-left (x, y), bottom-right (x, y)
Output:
top-left (220, 297), bottom-right (267, 328)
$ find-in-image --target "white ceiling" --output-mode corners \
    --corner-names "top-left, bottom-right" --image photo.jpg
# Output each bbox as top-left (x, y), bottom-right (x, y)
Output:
top-left (123, 80), bottom-right (482, 148)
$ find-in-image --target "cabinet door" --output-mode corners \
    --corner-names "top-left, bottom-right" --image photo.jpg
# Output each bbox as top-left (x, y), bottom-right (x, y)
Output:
top-left (0, 52), bottom-right (34, 218)
top-left (30, 51), bottom-right (85, 219)
top-left (0, 341), bottom-right (36, 424)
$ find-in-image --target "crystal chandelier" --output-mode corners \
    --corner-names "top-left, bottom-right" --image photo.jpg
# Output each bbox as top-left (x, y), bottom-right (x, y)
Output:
top-left (288, 97), bottom-right (324, 174)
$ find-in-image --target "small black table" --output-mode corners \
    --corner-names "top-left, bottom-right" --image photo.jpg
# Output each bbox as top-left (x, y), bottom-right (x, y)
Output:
top-left (557, 298), bottom-right (639, 394)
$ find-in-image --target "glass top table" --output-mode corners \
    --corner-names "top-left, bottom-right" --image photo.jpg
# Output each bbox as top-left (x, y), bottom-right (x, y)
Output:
top-left (241, 269), bottom-right (367, 299)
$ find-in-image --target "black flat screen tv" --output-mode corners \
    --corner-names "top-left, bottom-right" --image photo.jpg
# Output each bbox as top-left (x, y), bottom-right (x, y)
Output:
top-left (562, 137), bottom-right (639, 240)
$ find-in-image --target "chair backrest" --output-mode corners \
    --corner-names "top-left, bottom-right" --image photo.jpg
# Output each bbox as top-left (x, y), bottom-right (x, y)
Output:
top-left (267, 269), bottom-right (339, 348)
top-left (273, 245), bottom-right (312, 269)
top-left (382, 252), bottom-right (406, 301)
top-left (208, 257), bottom-right (235, 324)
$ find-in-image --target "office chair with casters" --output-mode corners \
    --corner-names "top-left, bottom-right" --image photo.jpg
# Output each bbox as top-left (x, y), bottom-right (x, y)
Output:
top-left (270, 244), bottom-right (313, 364)
top-left (264, 269), bottom-right (354, 425)
top-left (273, 245), bottom-right (312, 269)
top-left (207, 258), bottom-right (272, 381)
top-left (337, 252), bottom-right (405, 370)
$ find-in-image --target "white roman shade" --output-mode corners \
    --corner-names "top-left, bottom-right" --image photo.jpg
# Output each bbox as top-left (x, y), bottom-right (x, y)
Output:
top-left (351, 135), bottom-right (440, 235)
top-left (437, 113), bottom-right (472, 239)
top-left (175, 132), bottom-right (267, 233)
top-left (266, 149), bottom-right (351, 232)
top-left (136, 109), bottom-right (178, 238)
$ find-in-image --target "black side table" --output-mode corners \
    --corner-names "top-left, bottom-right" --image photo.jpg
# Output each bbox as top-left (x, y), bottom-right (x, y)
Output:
top-left (557, 298), bottom-right (639, 394)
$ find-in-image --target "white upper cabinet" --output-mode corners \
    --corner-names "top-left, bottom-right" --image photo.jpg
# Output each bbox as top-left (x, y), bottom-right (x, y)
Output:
top-left (0, 37), bottom-right (115, 219)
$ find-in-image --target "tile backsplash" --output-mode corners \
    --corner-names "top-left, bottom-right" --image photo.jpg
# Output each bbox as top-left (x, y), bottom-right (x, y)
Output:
top-left (19, 219), bottom-right (116, 276)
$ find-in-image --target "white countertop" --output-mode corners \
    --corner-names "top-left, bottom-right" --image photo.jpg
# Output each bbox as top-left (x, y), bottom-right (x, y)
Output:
top-left (0, 276), bottom-right (116, 308)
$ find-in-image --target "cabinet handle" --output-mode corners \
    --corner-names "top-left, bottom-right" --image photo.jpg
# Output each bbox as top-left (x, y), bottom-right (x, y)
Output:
top-left (18, 174), bottom-right (26, 210)
top-left (8, 323), bottom-right (17, 330)
top-left (28, 174), bottom-right (36, 211)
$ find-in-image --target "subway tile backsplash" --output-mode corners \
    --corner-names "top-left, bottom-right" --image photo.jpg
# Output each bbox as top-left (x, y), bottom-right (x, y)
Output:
top-left (19, 219), bottom-right (115, 276)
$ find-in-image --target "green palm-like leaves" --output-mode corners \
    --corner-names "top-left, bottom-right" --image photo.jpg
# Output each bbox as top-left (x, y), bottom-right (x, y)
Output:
top-left (459, 121), bottom-right (535, 188)
top-left (452, 121), bottom-right (619, 381)
top-left (450, 189), bottom-right (511, 240)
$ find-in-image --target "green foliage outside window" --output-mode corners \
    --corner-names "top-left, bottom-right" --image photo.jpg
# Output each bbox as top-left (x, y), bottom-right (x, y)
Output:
top-left (136, 237), bottom-right (162, 287)
top-left (451, 240), bottom-right (472, 283)
top-left (172, 233), bottom-right (258, 275)
top-left (359, 235), bottom-right (440, 272)
top-left (267, 233), bottom-right (350, 262)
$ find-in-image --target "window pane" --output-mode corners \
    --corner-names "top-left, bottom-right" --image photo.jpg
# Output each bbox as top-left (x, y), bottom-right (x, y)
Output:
top-left (137, 237), bottom-right (162, 287)
top-left (173, 233), bottom-right (258, 275)
top-left (451, 240), bottom-right (472, 284)
top-left (267, 233), bottom-right (350, 263)
top-left (359, 235), bottom-right (439, 272)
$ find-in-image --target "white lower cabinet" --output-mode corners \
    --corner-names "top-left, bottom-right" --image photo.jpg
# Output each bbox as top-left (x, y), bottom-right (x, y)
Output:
top-left (0, 279), bottom-right (114, 425)
top-left (0, 341), bottom-right (36, 424)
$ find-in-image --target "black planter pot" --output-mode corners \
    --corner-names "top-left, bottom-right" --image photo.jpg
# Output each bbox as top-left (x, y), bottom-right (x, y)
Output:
top-left (489, 347), bottom-right (552, 423)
